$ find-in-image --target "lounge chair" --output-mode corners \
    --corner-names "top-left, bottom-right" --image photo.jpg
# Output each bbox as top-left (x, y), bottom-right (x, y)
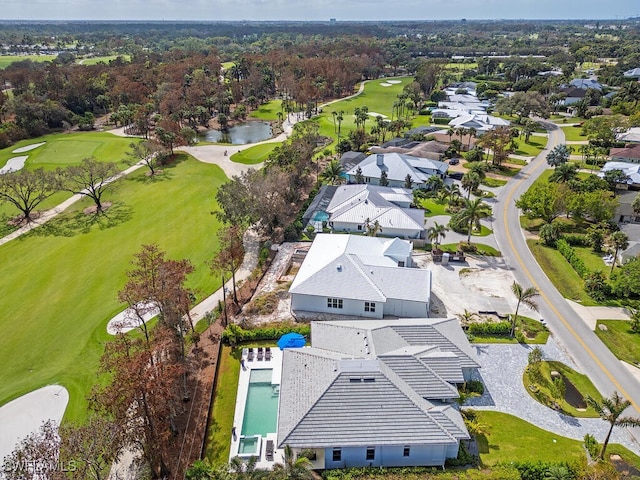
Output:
top-left (265, 347), bottom-right (272, 361)
top-left (242, 347), bottom-right (248, 357)
top-left (265, 440), bottom-right (274, 461)
top-left (247, 348), bottom-right (254, 361)
top-left (257, 347), bottom-right (264, 361)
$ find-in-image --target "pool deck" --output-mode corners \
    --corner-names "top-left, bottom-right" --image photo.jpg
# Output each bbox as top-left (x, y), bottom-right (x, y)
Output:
top-left (230, 346), bottom-right (285, 469)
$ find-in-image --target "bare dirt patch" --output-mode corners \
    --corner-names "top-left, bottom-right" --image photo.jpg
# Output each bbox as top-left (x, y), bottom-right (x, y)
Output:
top-left (82, 201), bottom-right (112, 215)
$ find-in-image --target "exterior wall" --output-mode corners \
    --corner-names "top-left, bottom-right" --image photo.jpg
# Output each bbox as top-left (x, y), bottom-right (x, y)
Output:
top-left (345, 175), bottom-right (428, 190)
top-left (330, 221), bottom-right (423, 240)
top-left (323, 443), bottom-right (453, 469)
top-left (462, 367), bottom-right (475, 382)
top-left (291, 294), bottom-right (384, 319)
top-left (290, 447), bottom-right (326, 470)
top-left (384, 299), bottom-right (430, 318)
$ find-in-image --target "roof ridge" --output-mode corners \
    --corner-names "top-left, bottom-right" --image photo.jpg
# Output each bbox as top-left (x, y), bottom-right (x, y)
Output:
top-left (345, 254), bottom-right (387, 301)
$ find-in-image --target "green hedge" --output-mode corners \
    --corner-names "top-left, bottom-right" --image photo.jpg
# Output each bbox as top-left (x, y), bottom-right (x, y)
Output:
top-left (433, 117), bottom-right (452, 125)
top-left (560, 234), bottom-right (589, 247)
top-left (468, 321), bottom-right (511, 336)
top-left (222, 323), bottom-right (311, 345)
top-left (557, 239), bottom-right (589, 278)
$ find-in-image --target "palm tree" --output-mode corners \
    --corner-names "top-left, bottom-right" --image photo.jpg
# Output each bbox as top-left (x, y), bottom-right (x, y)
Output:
top-left (510, 281), bottom-right (540, 338)
top-left (427, 222), bottom-right (449, 251)
top-left (270, 445), bottom-right (314, 480)
top-left (442, 183), bottom-right (461, 206)
top-left (447, 127), bottom-right (455, 143)
top-left (459, 197), bottom-right (491, 243)
top-left (404, 174), bottom-right (413, 189)
top-left (546, 144), bottom-right (571, 167)
top-left (609, 231), bottom-right (629, 276)
top-left (336, 110), bottom-right (344, 142)
top-left (586, 391), bottom-right (640, 460)
top-left (544, 464), bottom-right (573, 480)
top-left (457, 309), bottom-right (477, 328)
top-left (467, 127), bottom-right (477, 150)
top-left (461, 171), bottom-right (481, 199)
top-left (548, 162), bottom-right (578, 183)
top-left (320, 159), bottom-right (344, 185)
top-left (364, 217), bottom-right (383, 237)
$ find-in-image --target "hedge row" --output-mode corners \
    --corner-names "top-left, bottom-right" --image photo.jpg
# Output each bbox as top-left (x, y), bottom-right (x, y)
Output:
top-left (222, 323), bottom-right (311, 345)
top-left (557, 239), bottom-right (589, 278)
top-left (560, 233), bottom-right (590, 247)
top-left (468, 321), bottom-right (511, 336)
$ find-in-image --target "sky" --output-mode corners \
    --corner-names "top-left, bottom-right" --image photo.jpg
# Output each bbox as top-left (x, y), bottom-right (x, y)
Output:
top-left (2, 0), bottom-right (639, 22)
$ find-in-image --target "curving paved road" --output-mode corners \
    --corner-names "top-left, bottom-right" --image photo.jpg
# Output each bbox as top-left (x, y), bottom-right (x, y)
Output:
top-left (492, 120), bottom-right (640, 447)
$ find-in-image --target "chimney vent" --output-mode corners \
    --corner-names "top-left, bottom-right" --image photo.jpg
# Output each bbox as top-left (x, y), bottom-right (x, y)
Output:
top-left (376, 154), bottom-right (384, 166)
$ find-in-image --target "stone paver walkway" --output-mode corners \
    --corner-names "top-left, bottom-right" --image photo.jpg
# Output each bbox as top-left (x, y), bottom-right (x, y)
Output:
top-left (466, 339), bottom-right (640, 455)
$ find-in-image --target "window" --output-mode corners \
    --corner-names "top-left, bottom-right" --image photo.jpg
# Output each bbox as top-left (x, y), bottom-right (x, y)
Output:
top-left (397, 261), bottom-right (405, 267)
top-left (327, 298), bottom-right (343, 309)
top-left (332, 448), bottom-right (342, 462)
top-left (403, 446), bottom-right (410, 457)
top-left (357, 225), bottom-right (362, 231)
top-left (366, 447), bottom-right (375, 461)
top-left (364, 302), bottom-right (375, 313)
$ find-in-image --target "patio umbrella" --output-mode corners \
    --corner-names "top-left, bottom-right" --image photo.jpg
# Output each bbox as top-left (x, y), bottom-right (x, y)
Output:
top-left (277, 332), bottom-right (306, 349)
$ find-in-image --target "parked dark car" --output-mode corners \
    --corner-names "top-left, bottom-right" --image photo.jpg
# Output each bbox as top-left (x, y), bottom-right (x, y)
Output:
top-left (449, 171), bottom-right (464, 180)
top-left (449, 158), bottom-right (460, 165)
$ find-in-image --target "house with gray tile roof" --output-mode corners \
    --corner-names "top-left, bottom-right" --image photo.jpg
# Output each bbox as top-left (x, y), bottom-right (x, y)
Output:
top-left (345, 153), bottom-right (448, 190)
top-left (276, 318), bottom-right (478, 469)
top-left (301, 184), bottom-right (426, 240)
top-left (289, 234), bottom-right (431, 318)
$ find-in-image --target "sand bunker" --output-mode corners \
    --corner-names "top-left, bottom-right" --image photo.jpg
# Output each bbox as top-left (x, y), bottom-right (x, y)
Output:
top-left (379, 82), bottom-right (392, 87)
top-left (12, 142), bottom-right (45, 153)
top-left (368, 112), bottom-right (388, 118)
top-left (107, 303), bottom-right (160, 335)
top-left (387, 80), bottom-right (402, 84)
top-left (0, 385), bottom-right (69, 462)
top-left (0, 156), bottom-right (28, 174)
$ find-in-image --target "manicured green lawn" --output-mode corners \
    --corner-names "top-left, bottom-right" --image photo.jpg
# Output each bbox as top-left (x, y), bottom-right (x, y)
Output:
top-left (573, 246), bottom-right (609, 273)
top-left (595, 320), bottom-right (640, 366)
top-left (249, 100), bottom-right (283, 121)
top-left (438, 242), bottom-right (501, 257)
top-left (474, 411), bottom-right (640, 468)
top-left (513, 138), bottom-right (545, 157)
top-left (0, 155), bottom-right (226, 421)
top-left (230, 143), bottom-right (278, 164)
top-left (0, 54), bottom-right (56, 69)
top-left (527, 239), bottom-right (597, 306)
top-left (204, 345), bottom-right (241, 464)
top-left (0, 132), bottom-right (139, 226)
top-left (560, 125), bottom-right (588, 142)
top-left (523, 361), bottom-right (601, 417)
top-left (482, 177), bottom-right (507, 187)
top-left (419, 198), bottom-right (449, 217)
top-left (79, 55), bottom-right (130, 65)
top-left (0, 132), bottom-right (136, 172)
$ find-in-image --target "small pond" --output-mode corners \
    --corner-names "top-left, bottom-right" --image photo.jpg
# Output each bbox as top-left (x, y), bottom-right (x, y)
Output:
top-left (198, 121), bottom-right (272, 144)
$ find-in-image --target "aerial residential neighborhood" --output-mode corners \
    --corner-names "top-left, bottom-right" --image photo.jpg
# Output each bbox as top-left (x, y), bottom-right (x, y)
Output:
top-left (1, 10), bottom-right (640, 480)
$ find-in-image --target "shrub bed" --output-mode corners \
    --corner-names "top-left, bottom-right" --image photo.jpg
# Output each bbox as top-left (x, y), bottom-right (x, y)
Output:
top-left (556, 239), bottom-right (589, 278)
top-left (222, 322), bottom-right (310, 345)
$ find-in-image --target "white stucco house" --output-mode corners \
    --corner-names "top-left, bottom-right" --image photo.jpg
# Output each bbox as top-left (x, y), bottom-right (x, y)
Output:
top-left (277, 318), bottom-right (479, 469)
top-left (302, 184), bottom-right (426, 241)
top-left (289, 234), bottom-right (431, 318)
top-left (345, 153), bottom-right (448, 189)
top-left (447, 113), bottom-right (510, 133)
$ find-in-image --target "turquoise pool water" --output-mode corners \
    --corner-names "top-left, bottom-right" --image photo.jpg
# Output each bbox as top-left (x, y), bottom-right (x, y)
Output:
top-left (241, 369), bottom-right (279, 436)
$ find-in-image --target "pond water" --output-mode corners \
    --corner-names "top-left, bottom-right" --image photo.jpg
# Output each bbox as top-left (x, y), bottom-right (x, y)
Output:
top-left (198, 121), bottom-right (272, 144)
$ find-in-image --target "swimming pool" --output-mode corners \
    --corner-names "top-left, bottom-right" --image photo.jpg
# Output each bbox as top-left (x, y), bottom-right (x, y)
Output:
top-left (241, 369), bottom-right (279, 437)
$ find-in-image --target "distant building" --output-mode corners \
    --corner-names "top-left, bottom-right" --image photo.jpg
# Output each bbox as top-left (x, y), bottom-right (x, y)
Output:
top-left (623, 68), bottom-right (640, 79)
top-left (302, 184), bottom-right (426, 240)
top-left (345, 153), bottom-right (448, 189)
